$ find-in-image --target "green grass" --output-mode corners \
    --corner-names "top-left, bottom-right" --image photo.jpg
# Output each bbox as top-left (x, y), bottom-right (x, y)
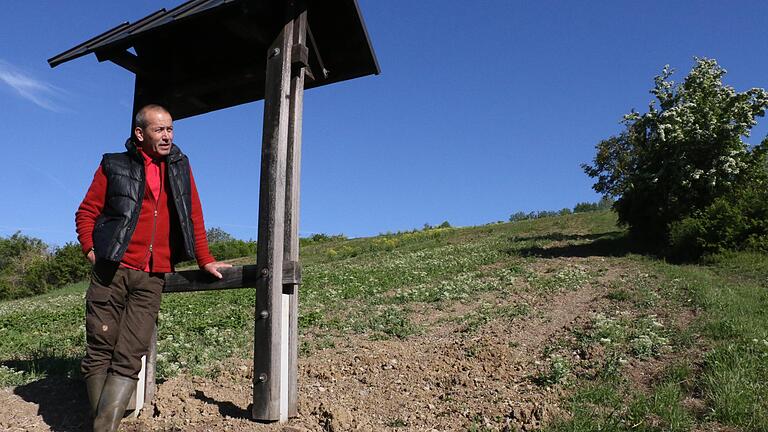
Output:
top-left (548, 360), bottom-right (695, 432)
top-left (0, 211), bottom-right (617, 385)
top-left (701, 343), bottom-right (768, 429)
top-left (648, 253), bottom-right (768, 431)
top-left (547, 247), bottom-right (768, 431)
top-left (0, 283), bottom-right (86, 385)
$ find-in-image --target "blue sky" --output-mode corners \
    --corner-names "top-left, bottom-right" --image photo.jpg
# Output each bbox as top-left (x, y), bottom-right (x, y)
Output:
top-left (1, 1), bottom-right (767, 247)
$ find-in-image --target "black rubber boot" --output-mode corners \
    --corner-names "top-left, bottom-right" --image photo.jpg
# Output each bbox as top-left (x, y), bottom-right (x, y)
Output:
top-left (93, 374), bottom-right (136, 432)
top-left (85, 374), bottom-right (107, 418)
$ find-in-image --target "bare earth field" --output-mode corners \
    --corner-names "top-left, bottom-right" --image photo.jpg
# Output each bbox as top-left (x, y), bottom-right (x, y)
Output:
top-left (0, 259), bottom-right (697, 431)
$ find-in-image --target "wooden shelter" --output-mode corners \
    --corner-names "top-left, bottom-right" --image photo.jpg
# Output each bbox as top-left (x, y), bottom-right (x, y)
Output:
top-left (49, 0), bottom-right (378, 422)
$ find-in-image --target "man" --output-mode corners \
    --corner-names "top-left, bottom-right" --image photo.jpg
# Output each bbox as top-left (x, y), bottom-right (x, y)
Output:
top-left (76, 104), bottom-right (231, 432)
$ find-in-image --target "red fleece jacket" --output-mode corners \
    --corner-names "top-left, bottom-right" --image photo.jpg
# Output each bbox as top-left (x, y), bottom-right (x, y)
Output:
top-left (76, 153), bottom-right (215, 272)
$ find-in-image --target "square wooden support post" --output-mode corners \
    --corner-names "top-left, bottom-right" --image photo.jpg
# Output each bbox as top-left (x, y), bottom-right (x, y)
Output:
top-left (253, 2), bottom-right (307, 422)
top-left (285, 4), bottom-right (307, 419)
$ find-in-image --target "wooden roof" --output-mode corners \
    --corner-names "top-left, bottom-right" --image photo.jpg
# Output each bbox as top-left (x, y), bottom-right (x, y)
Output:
top-left (48, 0), bottom-right (379, 119)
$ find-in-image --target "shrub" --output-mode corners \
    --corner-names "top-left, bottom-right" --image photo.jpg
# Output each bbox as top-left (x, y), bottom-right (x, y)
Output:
top-left (511, 203), bottom-right (610, 222)
top-left (300, 233), bottom-right (347, 246)
top-left (574, 197), bottom-right (614, 214)
top-left (422, 221), bottom-right (452, 231)
top-left (23, 258), bottom-right (51, 296)
top-left (208, 239), bottom-right (257, 261)
top-left (203, 227), bottom-right (257, 261)
top-left (509, 211), bottom-right (529, 222)
top-left (670, 181), bottom-right (768, 258)
top-left (536, 210), bottom-right (558, 219)
top-left (47, 242), bottom-right (91, 287)
top-left (574, 202), bottom-right (600, 213)
top-left (0, 235), bottom-right (93, 300)
top-left (0, 233), bottom-right (51, 300)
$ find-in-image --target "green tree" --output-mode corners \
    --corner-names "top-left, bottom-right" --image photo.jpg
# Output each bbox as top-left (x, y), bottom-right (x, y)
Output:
top-left (583, 58), bottom-right (768, 248)
top-left (206, 227), bottom-right (234, 243)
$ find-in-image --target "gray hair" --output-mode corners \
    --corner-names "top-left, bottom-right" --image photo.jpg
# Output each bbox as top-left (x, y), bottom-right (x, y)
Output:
top-left (134, 104), bottom-right (170, 129)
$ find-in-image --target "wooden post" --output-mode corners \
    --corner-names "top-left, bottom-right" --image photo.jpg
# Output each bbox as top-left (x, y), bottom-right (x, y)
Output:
top-left (252, 3), bottom-right (295, 422)
top-left (284, 3), bottom-right (307, 418)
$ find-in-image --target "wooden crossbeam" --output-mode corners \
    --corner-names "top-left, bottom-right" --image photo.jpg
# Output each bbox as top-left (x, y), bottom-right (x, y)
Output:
top-left (162, 263), bottom-right (301, 293)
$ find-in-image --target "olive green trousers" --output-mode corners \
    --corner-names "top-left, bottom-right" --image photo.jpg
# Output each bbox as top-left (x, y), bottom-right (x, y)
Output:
top-left (81, 264), bottom-right (164, 380)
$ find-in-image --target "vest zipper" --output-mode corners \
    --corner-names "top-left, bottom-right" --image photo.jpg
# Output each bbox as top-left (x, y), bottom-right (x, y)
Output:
top-left (145, 206), bottom-right (158, 269)
top-left (146, 167), bottom-right (163, 269)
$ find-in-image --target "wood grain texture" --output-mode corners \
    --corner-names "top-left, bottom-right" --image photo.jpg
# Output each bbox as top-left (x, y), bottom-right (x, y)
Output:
top-left (162, 264), bottom-right (301, 292)
top-left (163, 265), bottom-right (260, 292)
top-left (252, 4), bottom-right (294, 421)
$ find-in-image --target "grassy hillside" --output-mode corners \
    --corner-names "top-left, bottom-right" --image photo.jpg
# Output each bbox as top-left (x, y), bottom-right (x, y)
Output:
top-left (1, 211), bottom-right (766, 431)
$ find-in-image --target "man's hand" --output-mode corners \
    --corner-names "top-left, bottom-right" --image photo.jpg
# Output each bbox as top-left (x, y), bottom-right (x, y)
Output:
top-left (86, 250), bottom-right (96, 265)
top-left (203, 261), bottom-right (233, 279)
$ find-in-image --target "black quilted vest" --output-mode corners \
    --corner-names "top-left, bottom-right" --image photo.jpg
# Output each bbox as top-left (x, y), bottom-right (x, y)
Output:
top-left (92, 139), bottom-right (196, 264)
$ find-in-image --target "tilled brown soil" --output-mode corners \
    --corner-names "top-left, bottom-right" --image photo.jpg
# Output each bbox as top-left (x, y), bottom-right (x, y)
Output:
top-left (0, 256), bottom-right (686, 431)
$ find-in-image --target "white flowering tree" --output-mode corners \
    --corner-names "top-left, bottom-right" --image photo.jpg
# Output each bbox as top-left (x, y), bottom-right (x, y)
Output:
top-left (583, 58), bottom-right (768, 250)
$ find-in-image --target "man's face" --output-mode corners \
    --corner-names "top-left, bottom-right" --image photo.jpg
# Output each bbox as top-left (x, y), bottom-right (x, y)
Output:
top-left (135, 109), bottom-right (174, 158)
